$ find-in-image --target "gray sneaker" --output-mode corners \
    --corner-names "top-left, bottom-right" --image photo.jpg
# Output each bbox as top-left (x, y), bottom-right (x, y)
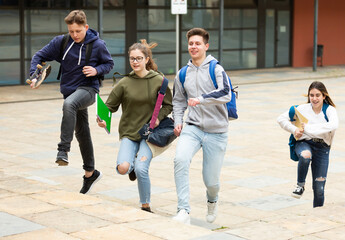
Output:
top-left (56, 151), bottom-right (68, 166)
top-left (206, 201), bottom-right (218, 223)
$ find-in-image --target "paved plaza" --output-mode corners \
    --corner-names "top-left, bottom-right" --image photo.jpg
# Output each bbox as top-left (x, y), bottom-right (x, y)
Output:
top-left (1, 66), bottom-right (345, 239)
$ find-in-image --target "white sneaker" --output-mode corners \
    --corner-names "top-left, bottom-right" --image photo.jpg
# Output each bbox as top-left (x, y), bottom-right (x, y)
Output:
top-left (172, 209), bottom-right (191, 225)
top-left (206, 201), bottom-right (218, 223)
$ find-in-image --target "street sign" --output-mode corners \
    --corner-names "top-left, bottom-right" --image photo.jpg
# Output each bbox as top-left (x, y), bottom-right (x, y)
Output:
top-left (171, 0), bottom-right (187, 15)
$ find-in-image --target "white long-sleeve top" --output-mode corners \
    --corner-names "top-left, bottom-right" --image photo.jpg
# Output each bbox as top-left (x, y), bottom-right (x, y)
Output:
top-left (277, 103), bottom-right (338, 146)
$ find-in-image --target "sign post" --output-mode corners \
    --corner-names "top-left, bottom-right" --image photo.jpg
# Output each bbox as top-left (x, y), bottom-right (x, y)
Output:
top-left (171, 0), bottom-right (187, 74)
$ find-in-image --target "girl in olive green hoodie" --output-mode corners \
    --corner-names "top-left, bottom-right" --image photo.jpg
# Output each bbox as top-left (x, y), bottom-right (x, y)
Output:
top-left (98, 40), bottom-right (173, 212)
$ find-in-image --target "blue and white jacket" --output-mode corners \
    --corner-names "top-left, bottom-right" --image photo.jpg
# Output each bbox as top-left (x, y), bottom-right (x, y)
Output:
top-left (30, 28), bottom-right (114, 98)
top-left (173, 55), bottom-right (231, 133)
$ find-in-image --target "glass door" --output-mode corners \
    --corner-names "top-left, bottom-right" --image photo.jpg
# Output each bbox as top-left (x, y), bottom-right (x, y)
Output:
top-left (265, 9), bottom-right (290, 67)
top-left (276, 10), bottom-right (290, 66)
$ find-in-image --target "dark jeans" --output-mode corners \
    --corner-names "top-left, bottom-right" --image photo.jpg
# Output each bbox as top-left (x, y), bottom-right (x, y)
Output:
top-left (58, 87), bottom-right (98, 172)
top-left (295, 139), bottom-right (330, 207)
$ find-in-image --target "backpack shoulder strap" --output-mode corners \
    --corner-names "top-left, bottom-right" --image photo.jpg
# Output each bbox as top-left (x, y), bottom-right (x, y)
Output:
top-left (209, 59), bottom-right (219, 89)
top-left (85, 41), bottom-right (94, 65)
top-left (179, 65), bottom-right (189, 88)
top-left (57, 34), bottom-right (70, 80)
top-left (60, 34), bottom-right (69, 56)
top-left (288, 105), bottom-right (298, 121)
top-left (322, 103), bottom-right (329, 122)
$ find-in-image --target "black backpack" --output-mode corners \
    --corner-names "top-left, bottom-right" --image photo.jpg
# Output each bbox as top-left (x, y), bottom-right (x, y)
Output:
top-left (57, 34), bottom-right (104, 85)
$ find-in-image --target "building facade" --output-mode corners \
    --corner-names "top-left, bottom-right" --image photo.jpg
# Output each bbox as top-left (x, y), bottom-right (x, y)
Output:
top-left (0, 0), bottom-right (343, 86)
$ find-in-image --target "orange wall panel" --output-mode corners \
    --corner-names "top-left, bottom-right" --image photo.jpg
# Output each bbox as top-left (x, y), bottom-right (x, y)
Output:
top-left (293, 0), bottom-right (345, 67)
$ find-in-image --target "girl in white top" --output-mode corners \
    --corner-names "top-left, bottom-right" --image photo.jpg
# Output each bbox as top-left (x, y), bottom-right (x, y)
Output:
top-left (277, 81), bottom-right (338, 207)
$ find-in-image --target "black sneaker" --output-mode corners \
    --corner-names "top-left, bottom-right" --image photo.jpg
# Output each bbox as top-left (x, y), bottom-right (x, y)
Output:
top-left (56, 151), bottom-right (68, 166)
top-left (80, 170), bottom-right (102, 194)
top-left (141, 207), bottom-right (153, 213)
top-left (292, 185), bottom-right (305, 199)
top-left (129, 170), bottom-right (137, 181)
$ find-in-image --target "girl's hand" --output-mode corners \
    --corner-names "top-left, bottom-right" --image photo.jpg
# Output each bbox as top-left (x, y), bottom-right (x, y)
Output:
top-left (154, 118), bottom-right (160, 127)
top-left (294, 128), bottom-right (304, 139)
top-left (97, 117), bottom-right (106, 128)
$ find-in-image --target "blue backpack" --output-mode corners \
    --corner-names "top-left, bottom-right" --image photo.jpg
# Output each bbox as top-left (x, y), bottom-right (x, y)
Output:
top-left (179, 60), bottom-right (238, 120)
top-left (288, 104), bottom-right (329, 161)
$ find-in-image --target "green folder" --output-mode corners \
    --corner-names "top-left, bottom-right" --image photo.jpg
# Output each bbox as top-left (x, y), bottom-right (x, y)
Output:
top-left (96, 94), bottom-right (112, 134)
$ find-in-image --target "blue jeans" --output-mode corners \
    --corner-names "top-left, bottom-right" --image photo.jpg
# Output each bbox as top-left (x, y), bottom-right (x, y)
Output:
top-left (174, 124), bottom-right (228, 213)
top-left (295, 140), bottom-right (330, 207)
top-left (117, 138), bottom-right (153, 204)
top-left (58, 87), bottom-right (98, 172)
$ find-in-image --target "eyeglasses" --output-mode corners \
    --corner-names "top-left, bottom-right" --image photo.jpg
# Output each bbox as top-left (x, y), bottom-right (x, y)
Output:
top-left (129, 56), bottom-right (144, 63)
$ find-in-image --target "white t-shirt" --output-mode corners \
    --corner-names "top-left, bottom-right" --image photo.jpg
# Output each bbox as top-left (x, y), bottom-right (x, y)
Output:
top-left (277, 103), bottom-right (338, 146)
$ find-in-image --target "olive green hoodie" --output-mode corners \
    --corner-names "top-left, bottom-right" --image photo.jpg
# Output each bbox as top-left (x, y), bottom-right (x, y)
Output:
top-left (106, 70), bottom-right (173, 141)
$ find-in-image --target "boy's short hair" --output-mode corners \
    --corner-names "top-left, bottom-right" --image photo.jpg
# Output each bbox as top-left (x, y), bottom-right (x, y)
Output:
top-left (186, 28), bottom-right (209, 44)
top-left (64, 10), bottom-right (87, 25)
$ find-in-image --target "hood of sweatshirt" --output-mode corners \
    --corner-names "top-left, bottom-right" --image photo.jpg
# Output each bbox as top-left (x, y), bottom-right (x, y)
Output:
top-left (127, 69), bottom-right (162, 80)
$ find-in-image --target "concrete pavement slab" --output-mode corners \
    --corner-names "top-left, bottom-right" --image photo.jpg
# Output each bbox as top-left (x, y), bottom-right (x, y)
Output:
top-left (0, 212), bottom-right (44, 238)
top-left (1, 67), bottom-right (345, 239)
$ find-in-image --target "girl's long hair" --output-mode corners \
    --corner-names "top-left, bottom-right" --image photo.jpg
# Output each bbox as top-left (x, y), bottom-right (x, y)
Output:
top-left (128, 39), bottom-right (158, 71)
top-left (307, 81), bottom-right (336, 107)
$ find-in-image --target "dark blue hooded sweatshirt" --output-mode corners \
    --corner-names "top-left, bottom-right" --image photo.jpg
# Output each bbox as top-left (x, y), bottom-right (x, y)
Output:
top-left (30, 28), bottom-right (114, 98)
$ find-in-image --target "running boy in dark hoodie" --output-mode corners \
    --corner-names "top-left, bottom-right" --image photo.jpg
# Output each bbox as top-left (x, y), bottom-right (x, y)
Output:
top-left (29, 10), bottom-right (114, 194)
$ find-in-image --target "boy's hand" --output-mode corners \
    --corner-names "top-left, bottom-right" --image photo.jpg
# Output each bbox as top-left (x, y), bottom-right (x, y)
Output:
top-left (83, 66), bottom-right (97, 77)
top-left (188, 98), bottom-right (200, 106)
top-left (174, 124), bottom-right (183, 137)
top-left (30, 78), bottom-right (39, 89)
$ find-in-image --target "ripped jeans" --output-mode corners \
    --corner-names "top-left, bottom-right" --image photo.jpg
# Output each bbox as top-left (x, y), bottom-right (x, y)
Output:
top-left (117, 138), bottom-right (153, 204)
top-left (295, 139), bottom-right (330, 207)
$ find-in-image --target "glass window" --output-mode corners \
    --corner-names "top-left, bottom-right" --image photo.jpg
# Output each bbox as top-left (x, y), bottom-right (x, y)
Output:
top-left (104, 0), bottom-right (124, 7)
top-left (0, 36), bottom-right (20, 59)
top-left (25, 0), bottom-right (73, 8)
top-left (25, 35), bottom-right (57, 58)
top-left (223, 30), bottom-right (240, 49)
top-left (24, 10), bottom-right (69, 33)
top-left (224, 9), bottom-right (257, 28)
top-left (0, 62), bottom-right (20, 85)
top-left (137, 0), bottom-right (171, 6)
top-left (243, 9), bottom-right (257, 28)
top-left (243, 29), bottom-right (257, 48)
top-left (112, 56), bottom-right (125, 75)
top-left (137, 9), bottom-right (175, 30)
top-left (103, 10), bottom-right (125, 31)
top-left (138, 31), bottom-right (176, 52)
top-left (25, 10), bottom-right (99, 33)
top-left (220, 30), bottom-right (257, 50)
top-left (0, 10), bottom-right (19, 34)
top-left (103, 33), bottom-right (126, 54)
top-left (182, 9), bottom-right (219, 29)
top-left (83, 10), bottom-right (98, 30)
top-left (188, 0), bottom-right (219, 7)
top-left (224, 0), bottom-right (257, 7)
top-left (223, 50), bottom-right (257, 69)
top-left (0, 0), bottom-right (18, 6)
top-left (154, 53), bottom-right (176, 74)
